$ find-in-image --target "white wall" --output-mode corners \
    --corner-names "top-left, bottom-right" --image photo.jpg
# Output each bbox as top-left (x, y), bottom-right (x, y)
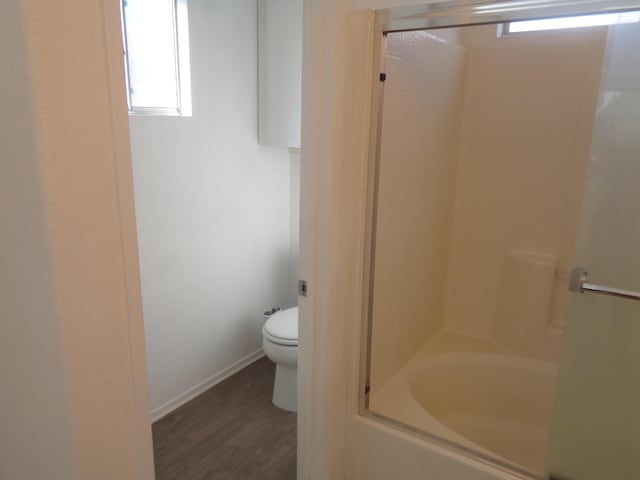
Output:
top-left (129, 0), bottom-right (296, 415)
top-left (369, 29), bottom-right (466, 389)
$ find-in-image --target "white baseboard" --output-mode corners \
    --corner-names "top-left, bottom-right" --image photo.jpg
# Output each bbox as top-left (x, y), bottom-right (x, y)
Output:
top-left (150, 348), bottom-right (266, 423)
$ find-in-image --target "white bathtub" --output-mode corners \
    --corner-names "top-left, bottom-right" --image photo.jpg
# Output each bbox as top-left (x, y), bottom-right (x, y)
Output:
top-left (370, 351), bottom-right (557, 474)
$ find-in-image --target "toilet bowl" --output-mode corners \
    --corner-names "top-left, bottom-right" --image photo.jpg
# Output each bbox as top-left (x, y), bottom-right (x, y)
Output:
top-left (262, 306), bottom-right (298, 412)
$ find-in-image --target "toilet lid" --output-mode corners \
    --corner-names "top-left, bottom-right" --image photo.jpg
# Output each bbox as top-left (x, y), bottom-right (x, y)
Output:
top-left (263, 307), bottom-right (298, 346)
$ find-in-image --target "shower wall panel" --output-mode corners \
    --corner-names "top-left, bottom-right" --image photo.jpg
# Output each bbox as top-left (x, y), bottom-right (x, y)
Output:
top-left (370, 30), bottom-right (466, 390)
top-left (443, 27), bottom-right (607, 362)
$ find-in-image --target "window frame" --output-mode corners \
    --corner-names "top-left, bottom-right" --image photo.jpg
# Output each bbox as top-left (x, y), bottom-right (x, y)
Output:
top-left (120, 0), bottom-right (192, 116)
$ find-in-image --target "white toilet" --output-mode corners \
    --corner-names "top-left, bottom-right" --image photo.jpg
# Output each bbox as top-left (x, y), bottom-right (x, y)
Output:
top-left (262, 306), bottom-right (298, 412)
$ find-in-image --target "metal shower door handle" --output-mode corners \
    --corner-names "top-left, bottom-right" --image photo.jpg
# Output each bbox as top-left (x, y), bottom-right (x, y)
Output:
top-left (569, 267), bottom-right (640, 301)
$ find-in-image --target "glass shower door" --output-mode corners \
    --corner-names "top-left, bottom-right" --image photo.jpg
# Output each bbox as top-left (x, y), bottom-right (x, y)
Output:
top-left (546, 22), bottom-right (640, 480)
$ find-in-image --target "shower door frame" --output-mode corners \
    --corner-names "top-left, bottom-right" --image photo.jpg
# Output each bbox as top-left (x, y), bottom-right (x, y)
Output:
top-left (359, 1), bottom-right (640, 478)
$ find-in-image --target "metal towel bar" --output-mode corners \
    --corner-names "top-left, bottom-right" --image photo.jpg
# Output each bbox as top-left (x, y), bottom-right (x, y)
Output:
top-left (569, 267), bottom-right (640, 302)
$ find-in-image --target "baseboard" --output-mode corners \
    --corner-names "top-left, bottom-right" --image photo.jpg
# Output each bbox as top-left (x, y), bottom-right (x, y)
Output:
top-left (150, 348), bottom-right (265, 423)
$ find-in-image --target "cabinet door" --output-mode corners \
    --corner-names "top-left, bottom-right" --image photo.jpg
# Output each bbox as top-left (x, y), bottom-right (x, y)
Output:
top-left (258, 0), bottom-right (302, 149)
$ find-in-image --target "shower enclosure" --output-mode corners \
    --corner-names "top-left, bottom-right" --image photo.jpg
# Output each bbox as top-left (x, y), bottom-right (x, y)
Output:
top-left (360, 1), bottom-right (640, 479)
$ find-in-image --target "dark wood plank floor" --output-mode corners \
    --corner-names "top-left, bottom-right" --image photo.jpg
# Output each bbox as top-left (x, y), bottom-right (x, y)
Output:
top-left (152, 357), bottom-right (297, 480)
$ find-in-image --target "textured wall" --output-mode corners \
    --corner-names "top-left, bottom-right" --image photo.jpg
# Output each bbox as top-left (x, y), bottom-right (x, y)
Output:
top-left (0, 2), bottom-right (75, 478)
top-left (1, 0), bottom-right (154, 478)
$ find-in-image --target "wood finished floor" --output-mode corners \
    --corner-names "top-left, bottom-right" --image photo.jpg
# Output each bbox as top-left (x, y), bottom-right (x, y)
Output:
top-left (152, 357), bottom-right (297, 480)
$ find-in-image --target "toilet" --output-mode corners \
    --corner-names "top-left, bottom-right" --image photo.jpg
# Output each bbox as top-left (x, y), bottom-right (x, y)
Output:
top-left (262, 306), bottom-right (298, 412)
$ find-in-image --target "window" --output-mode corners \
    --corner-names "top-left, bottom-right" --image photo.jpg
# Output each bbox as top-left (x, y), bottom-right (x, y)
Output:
top-left (505, 10), bottom-right (640, 34)
top-left (121, 0), bottom-right (192, 116)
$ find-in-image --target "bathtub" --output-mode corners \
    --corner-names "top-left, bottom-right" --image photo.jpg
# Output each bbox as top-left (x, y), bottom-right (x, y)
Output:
top-left (369, 351), bottom-right (557, 474)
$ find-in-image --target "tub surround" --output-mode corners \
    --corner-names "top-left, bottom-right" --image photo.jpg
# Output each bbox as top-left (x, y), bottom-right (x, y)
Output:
top-left (367, 22), bottom-right (607, 476)
top-left (370, 25), bottom-right (606, 402)
top-left (444, 26), bottom-right (607, 361)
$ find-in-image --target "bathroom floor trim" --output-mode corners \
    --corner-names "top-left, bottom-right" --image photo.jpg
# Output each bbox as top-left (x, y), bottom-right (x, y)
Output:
top-left (150, 348), bottom-right (265, 422)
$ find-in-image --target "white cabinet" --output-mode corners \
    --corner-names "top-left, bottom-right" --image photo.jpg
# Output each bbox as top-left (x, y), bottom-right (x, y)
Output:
top-left (258, 0), bottom-right (302, 149)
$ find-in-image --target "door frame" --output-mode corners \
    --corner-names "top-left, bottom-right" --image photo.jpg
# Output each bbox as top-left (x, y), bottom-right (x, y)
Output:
top-left (297, 0), bottom-right (361, 476)
top-left (101, 0), bottom-right (350, 477)
top-left (101, 0), bottom-right (155, 477)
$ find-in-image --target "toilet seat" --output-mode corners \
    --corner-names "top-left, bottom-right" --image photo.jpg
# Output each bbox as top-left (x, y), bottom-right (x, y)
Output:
top-left (262, 306), bottom-right (298, 411)
top-left (263, 307), bottom-right (298, 346)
